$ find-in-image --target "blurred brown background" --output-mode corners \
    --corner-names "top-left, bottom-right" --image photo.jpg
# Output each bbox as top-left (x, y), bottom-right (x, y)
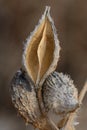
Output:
top-left (0, 0), bottom-right (87, 130)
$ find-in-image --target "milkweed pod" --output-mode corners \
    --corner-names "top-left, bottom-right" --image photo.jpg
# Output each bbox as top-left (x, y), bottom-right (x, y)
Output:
top-left (42, 71), bottom-right (79, 114)
top-left (23, 6), bottom-right (60, 87)
top-left (10, 69), bottom-right (41, 124)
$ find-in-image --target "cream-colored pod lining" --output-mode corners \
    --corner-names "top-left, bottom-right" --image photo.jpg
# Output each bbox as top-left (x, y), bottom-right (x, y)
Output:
top-left (37, 17), bottom-right (55, 85)
top-left (23, 6), bottom-right (60, 86)
top-left (24, 19), bottom-right (45, 84)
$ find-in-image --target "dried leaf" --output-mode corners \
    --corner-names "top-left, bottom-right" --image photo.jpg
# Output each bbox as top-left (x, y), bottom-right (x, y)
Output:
top-left (23, 6), bottom-right (60, 86)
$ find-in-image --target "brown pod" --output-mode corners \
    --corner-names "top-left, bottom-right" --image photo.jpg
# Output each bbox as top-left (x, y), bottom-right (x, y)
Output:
top-left (10, 69), bottom-right (41, 125)
top-left (23, 6), bottom-right (60, 87)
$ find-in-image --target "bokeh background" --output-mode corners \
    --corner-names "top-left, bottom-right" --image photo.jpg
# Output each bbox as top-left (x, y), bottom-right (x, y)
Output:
top-left (0, 0), bottom-right (87, 130)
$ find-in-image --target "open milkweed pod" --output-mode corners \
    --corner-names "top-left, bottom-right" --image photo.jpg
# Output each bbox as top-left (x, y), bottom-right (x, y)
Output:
top-left (23, 6), bottom-right (60, 87)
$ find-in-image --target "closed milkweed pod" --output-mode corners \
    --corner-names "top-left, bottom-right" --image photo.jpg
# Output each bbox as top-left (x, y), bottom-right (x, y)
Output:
top-left (41, 71), bottom-right (79, 127)
top-left (42, 71), bottom-right (79, 114)
top-left (10, 69), bottom-right (41, 125)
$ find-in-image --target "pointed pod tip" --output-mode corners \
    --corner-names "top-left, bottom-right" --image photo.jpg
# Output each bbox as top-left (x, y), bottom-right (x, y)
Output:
top-left (44, 6), bottom-right (51, 16)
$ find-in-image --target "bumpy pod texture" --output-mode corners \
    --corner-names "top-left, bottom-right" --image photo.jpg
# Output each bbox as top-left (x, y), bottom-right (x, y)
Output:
top-left (11, 69), bottom-right (41, 125)
top-left (42, 71), bottom-right (79, 114)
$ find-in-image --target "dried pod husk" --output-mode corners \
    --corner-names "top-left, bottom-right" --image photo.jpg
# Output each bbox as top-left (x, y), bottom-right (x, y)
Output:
top-left (10, 69), bottom-right (41, 125)
top-left (42, 71), bottom-right (79, 115)
top-left (23, 6), bottom-right (60, 86)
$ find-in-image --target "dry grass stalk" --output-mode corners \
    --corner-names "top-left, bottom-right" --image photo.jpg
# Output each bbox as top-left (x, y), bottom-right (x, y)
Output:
top-left (79, 81), bottom-right (87, 104)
